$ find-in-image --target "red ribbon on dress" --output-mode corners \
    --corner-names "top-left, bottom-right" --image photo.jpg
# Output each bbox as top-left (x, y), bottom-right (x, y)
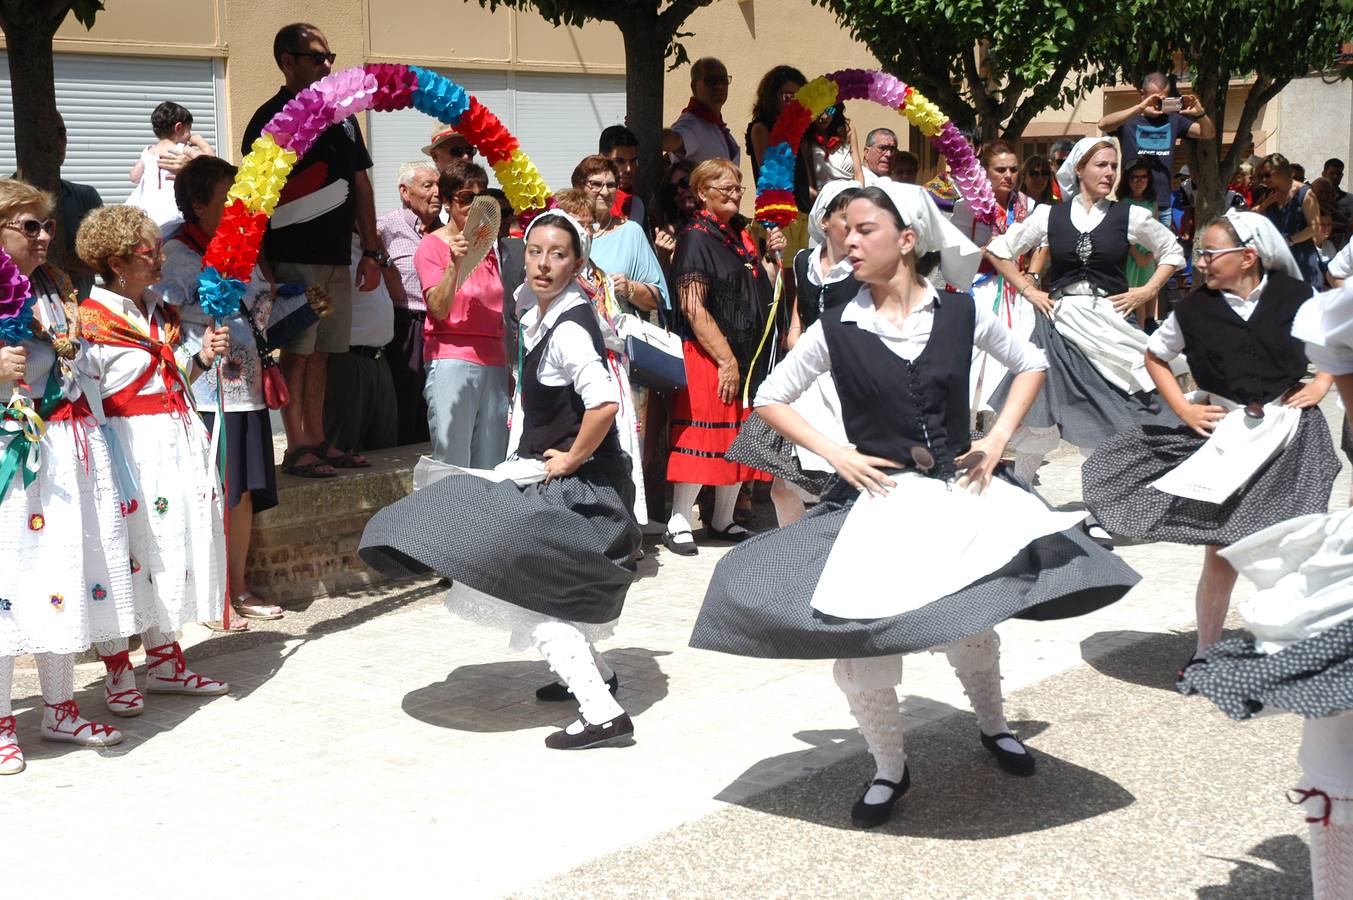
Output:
top-left (79, 298), bottom-right (193, 422)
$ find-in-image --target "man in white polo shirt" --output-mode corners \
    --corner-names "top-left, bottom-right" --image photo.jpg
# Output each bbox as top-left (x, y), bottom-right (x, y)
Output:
top-left (663, 57), bottom-right (741, 165)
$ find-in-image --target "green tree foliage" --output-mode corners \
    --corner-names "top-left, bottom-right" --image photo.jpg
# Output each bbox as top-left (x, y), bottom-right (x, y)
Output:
top-left (1113, 0), bottom-right (1353, 229)
top-left (468, 0), bottom-right (714, 201)
top-left (810, 0), bottom-right (1130, 141)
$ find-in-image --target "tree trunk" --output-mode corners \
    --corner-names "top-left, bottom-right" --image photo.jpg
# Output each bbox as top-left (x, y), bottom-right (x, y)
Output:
top-left (3, 9), bottom-right (72, 270)
top-left (1188, 64), bottom-right (1230, 235)
top-left (620, 14), bottom-right (666, 216)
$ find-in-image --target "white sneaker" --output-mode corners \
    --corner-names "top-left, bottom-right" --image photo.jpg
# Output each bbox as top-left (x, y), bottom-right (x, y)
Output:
top-left (100, 650), bottom-right (145, 717)
top-left (0, 716), bottom-right (24, 775)
top-left (41, 701), bottom-right (123, 747)
top-left (144, 642), bottom-right (228, 696)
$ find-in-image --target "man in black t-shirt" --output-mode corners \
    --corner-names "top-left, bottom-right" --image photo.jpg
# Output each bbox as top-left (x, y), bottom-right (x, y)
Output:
top-left (242, 22), bottom-right (385, 476)
top-left (1098, 72), bottom-right (1215, 228)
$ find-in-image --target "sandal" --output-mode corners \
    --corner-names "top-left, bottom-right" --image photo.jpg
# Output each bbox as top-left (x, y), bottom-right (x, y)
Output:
top-left (282, 444), bottom-right (338, 479)
top-left (317, 440), bottom-right (370, 469)
top-left (204, 615), bottom-right (249, 633)
top-left (232, 592), bottom-right (284, 621)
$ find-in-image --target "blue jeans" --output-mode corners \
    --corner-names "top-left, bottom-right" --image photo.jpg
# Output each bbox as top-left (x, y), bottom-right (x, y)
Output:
top-left (423, 358), bottom-right (510, 468)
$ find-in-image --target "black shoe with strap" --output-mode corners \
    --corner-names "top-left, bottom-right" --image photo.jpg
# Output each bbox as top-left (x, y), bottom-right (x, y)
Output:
top-left (543, 712), bottom-right (635, 750)
top-left (851, 766), bottom-right (911, 828)
top-left (981, 732), bottom-right (1036, 776)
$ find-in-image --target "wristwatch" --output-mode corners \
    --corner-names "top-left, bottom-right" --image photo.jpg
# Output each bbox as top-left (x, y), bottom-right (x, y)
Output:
top-left (362, 247), bottom-right (391, 268)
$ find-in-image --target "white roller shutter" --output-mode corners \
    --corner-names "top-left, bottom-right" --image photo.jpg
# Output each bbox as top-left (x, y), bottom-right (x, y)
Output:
top-left (366, 68), bottom-right (625, 216)
top-left (0, 52), bottom-right (220, 206)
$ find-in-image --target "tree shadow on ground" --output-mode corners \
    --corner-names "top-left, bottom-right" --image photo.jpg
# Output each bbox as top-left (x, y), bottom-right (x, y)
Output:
top-left (401, 646), bottom-right (671, 732)
top-left (720, 713), bottom-right (1132, 837)
top-left (1196, 834), bottom-right (1312, 899)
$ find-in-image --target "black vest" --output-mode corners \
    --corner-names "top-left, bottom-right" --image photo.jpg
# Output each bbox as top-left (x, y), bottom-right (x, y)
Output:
top-left (1046, 200), bottom-right (1130, 295)
top-left (821, 290), bottom-right (975, 478)
top-left (518, 302), bottom-right (622, 460)
top-left (1171, 272), bottom-right (1313, 405)
top-left (793, 248), bottom-right (860, 332)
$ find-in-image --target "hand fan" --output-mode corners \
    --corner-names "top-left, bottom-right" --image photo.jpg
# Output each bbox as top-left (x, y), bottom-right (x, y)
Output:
top-left (455, 196), bottom-right (502, 290)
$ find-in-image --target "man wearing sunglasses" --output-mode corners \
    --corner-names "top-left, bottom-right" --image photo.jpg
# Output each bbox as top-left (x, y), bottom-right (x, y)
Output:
top-left (662, 57), bottom-right (741, 166)
top-left (421, 125), bottom-right (476, 174)
top-left (241, 21), bottom-right (385, 477)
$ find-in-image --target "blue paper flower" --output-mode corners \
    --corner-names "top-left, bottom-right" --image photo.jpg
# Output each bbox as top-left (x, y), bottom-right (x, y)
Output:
top-left (409, 66), bottom-right (471, 126)
top-left (197, 266), bottom-right (246, 321)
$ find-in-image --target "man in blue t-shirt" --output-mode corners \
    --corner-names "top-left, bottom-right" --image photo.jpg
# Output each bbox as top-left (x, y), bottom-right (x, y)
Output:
top-left (1098, 72), bottom-right (1215, 227)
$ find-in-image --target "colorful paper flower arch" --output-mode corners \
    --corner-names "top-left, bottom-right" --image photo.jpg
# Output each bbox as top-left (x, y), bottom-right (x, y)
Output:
top-left (196, 64), bottom-right (552, 319)
top-left (754, 69), bottom-right (998, 228)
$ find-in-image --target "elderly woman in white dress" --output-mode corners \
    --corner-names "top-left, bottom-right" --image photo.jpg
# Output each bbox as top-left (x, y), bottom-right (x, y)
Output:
top-left (0, 179), bottom-right (130, 772)
top-left (985, 137), bottom-right (1185, 545)
top-left (75, 205), bottom-right (232, 718)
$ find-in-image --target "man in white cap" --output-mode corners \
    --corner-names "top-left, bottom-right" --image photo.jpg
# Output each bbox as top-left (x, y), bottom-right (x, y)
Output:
top-left (423, 125), bottom-right (476, 173)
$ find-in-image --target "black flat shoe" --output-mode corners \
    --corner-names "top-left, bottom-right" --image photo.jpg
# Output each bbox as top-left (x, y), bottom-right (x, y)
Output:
top-left (981, 732), bottom-right (1036, 776)
top-left (535, 673), bottom-right (620, 702)
top-left (705, 523), bottom-right (753, 543)
top-left (1083, 521), bottom-right (1115, 550)
top-left (544, 712), bottom-right (635, 750)
top-left (851, 766), bottom-right (911, 828)
top-left (663, 530), bottom-right (698, 556)
top-left (1176, 655), bottom-right (1206, 685)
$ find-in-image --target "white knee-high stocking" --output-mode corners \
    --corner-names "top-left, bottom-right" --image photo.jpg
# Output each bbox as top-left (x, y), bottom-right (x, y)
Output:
top-left (33, 653), bottom-right (74, 705)
top-left (710, 483), bottom-right (740, 532)
top-left (0, 656), bottom-right (12, 718)
top-left (589, 644), bottom-right (614, 682)
top-left (770, 477), bottom-right (806, 527)
top-left (533, 622), bottom-right (624, 726)
top-left (1311, 823), bottom-right (1353, 900)
top-left (667, 482), bottom-right (701, 535)
top-left (93, 638), bottom-right (129, 657)
top-left (943, 629), bottom-right (1012, 738)
top-left (834, 657), bottom-right (906, 803)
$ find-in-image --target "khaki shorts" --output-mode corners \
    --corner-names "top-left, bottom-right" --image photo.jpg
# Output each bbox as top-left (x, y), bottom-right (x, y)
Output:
top-left (272, 261), bottom-right (354, 355)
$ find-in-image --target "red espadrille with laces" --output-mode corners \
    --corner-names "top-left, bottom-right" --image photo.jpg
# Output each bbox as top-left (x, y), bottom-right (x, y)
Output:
top-left (0, 716), bottom-right (24, 775)
top-left (99, 650), bottom-right (145, 717)
top-left (41, 700), bottom-right (123, 747)
top-left (144, 642), bottom-right (228, 696)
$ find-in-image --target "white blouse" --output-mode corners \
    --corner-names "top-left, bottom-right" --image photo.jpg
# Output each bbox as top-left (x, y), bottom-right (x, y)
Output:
top-left (77, 286), bottom-right (193, 397)
top-left (519, 289), bottom-right (619, 410)
top-left (757, 283), bottom-right (1048, 407)
top-left (1147, 277), bottom-right (1270, 362)
top-left (987, 197), bottom-right (1186, 270)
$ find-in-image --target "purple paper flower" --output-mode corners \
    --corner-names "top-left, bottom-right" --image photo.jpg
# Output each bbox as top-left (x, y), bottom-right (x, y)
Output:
top-left (0, 247), bottom-right (34, 346)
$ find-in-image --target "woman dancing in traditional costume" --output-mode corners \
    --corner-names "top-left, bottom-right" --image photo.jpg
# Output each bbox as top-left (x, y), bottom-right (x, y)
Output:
top-left (1084, 211), bottom-right (1338, 671)
top-left (691, 182), bottom-right (1140, 827)
top-left (1176, 280), bottom-right (1353, 899)
top-left (0, 179), bottom-right (130, 771)
top-left (75, 205), bottom-right (231, 717)
top-left (985, 138), bottom-right (1186, 535)
top-left (360, 212), bottom-right (641, 750)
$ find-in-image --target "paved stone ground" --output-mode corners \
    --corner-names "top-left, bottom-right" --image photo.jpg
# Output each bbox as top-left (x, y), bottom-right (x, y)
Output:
top-left (5, 398), bottom-right (1347, 899)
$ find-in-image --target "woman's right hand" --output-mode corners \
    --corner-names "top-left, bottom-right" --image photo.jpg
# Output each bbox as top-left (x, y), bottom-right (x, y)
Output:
top-left (826, 445), bottom-right (901, 497)
top-left (1180, 399), bottom-right (1228, 438)
top-left (654, 227), bottom-right (677, 258)
top-left (0, 345), bottom-right (27, 384)
top-left (716, 358), bottom-right (740, 404)
top-left (1024, 287), bottom-right (1055, 317)
top-left (446, 232), bottom-right (469, 266)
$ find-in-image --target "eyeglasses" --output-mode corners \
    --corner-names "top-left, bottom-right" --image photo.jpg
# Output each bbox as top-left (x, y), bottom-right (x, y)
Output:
top-left (871, 144), bottom-right (898, 155)
top-left (701, 76), bottom-right (732, 87)
top-left (708, 184), bottom-right (744, 198)
top-left (585, 178), bottom-right (618, 192)
top-left (288, 50), bottom-right (336, 65)
top-left (450, 189), bottom-right (483, 205)
top-left (3, 218), bottom-right (55, 238)
top-left (444, 145), bottom-right (475, 159)
top-left (1197, 246), bottom-right (1248, 262)
top-left (130, 241), bottom-right (164, 258)
top-left (671, 177), bottom-right (691, 190)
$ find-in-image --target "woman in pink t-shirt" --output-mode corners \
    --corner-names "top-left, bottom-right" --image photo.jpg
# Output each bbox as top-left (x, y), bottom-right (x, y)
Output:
top-left (414, 160), bottom-right (510, 467)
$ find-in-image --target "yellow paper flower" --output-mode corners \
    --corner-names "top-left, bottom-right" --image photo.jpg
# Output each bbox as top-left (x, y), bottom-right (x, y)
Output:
top-left (493, 149), bottom-right (550, 212)
top-left (797, 77), bottom-right (839, 118)
top-left (902, 91), bottom-right (947, 137)
top-left (227, 134), bottom-right (298, 216)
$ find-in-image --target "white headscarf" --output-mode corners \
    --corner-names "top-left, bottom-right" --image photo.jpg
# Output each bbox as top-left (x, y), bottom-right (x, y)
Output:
top-left (871, 181), bottom-right (983, 291)
top-left (807, 179), bottom-right (862, 249)
top-left (1222, 209), bottom-right (1302, 281)
top-left (524, 208), bottom-right (592, 261)
top-left (1056, 136), bottom-right (1120, 199)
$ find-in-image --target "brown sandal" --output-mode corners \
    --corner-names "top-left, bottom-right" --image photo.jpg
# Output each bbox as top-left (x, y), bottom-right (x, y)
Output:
top-left (282, 445), bottom-right (338, 478)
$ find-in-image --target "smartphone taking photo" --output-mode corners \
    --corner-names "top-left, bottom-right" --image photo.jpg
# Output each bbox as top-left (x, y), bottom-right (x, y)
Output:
top-left (1161, 97), bottom-right (1183, 114)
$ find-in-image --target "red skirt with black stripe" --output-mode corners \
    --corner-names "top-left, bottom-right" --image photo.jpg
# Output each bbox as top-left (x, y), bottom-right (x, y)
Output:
top-left (667, 340), bottom-right (772, 486)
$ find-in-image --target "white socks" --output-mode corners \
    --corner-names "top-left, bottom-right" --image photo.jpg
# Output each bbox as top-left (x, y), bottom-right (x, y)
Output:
top-left (770, 478), bottom-right (807, 527)
top-left (0, 656), bottom-right (12, 718)
top-left (1312, 823), bottom-right (1353, 900)
top-left (834, 657), bottom-right (907, 804)
top-left (591, 646), bottom-right (614, 682)
top-left (33, 653), bottom-right (74, 705)
top-left (534, 622), bottom-right (624, 726)
top-left (94, 638), bottom-right (129, 657)
top-left (944, 630), bottom-right (1022, 754)
top-left (667, 482), bottom-right (700, 537)
top-left (710, 484), bottom-right (740, 532)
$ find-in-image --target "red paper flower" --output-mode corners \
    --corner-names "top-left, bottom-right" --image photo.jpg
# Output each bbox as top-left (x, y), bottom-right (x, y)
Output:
top-left (768, 100), bottom-right (814, 147)
top-left (456, 99), bottom-right (520, 166)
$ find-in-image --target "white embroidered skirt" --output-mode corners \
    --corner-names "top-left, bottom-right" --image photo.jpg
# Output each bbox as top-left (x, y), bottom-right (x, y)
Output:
top-left (0, 419), bottom-right (139, 655)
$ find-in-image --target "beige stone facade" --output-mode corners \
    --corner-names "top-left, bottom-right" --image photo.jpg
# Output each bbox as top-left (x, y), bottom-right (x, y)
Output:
top-left (3, 0), bottom-right (1346, 194)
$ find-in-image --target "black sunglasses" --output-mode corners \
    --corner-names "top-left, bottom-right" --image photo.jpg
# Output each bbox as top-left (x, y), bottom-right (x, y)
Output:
top-left (288, 50), bottom-right (336, 65)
